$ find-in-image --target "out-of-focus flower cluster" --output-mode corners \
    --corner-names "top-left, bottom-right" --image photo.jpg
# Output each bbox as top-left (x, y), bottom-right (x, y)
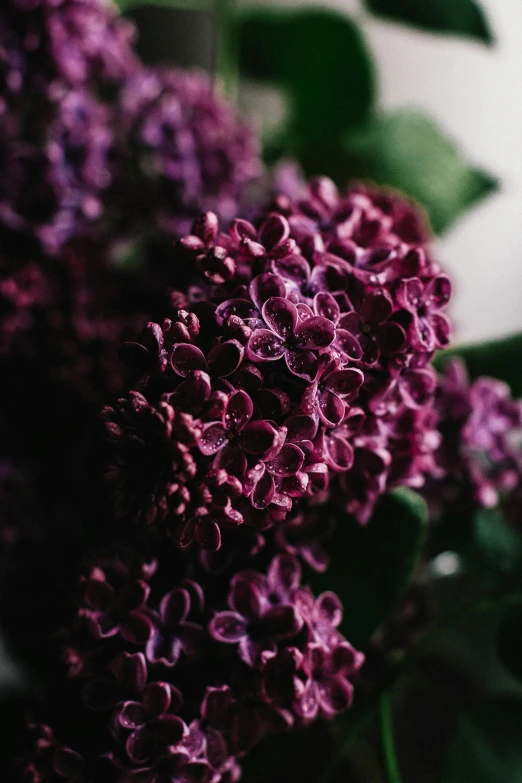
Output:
top-left (103, 177), bottom-right (451, 550)
top-left (427, 358), bottom-right (522, 516)
top-left (0, 0), bottom-right (260, 254)
top-left (22, 547), bottom-right (363, 782)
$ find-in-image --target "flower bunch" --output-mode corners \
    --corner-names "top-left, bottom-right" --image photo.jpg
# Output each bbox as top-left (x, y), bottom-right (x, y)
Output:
top-left (428, 358), bottom-right (522, 513)
top-left (103, 177), bottom-right (451, 550)
top-left (22, 546), bottom-right (363, 782)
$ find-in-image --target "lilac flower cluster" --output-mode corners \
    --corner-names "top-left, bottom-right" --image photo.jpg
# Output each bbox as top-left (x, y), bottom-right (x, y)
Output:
top-left (23, 548), bottom-right (363, 781)
top-left (429, 359), bottom-right (522, 512)
top-left (0, 0), bottom-right (260, 253)
top-left (103, 177), bottom-right (450, 547)
top-left (116, 67), bottom-right (261, 239)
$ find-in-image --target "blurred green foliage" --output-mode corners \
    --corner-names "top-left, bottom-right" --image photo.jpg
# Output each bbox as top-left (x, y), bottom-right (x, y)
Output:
top-left (313, 489), bottom-right (428, 650)
top-left (364, 0), bottom-right (493, 45)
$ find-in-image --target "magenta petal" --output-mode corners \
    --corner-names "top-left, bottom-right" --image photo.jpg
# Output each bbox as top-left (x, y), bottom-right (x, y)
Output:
top-left (430, 312), bottom-right (451, 347)
top-left (155, 714), bottom-right (186, 746)
top-left (146, 632), bottom-right (182, 667)
top-left (142, 682), bottom-right (171, 717)
top-left (395, 277), bottom-right (423, 313)
top-left (325, 368), bottom-right (364, 397)
top-left (225, 390), bottom-right (254, 432)
top-left (247, 329), bottom-right (286, 361)
top-left (171, 344), bottom-right (207, 376)
top-left (360, 289), bottom-right (393, 325)
top-left (252, 468), bottom-right (276, 509)
top-left (400, 369), bottom-right (436, 408)
top-left (285, 414), bottom-right (318, 443)
top-left (313, 292), bottom-right (340, 323)
top-left (426, 274), bottom-right (451, 309)
top-left (318, 677), bottom-right (353, 716)
top-left (195, 517), bottom-right (222, 551)
top-left (261, 605), bottom-right (303, 639)
top-left (85, 579), bottom-right (115, 611)
top-left (53, 749), bottom-right (84, 777)
top-left (209, 611), bottom-right (248, 642)
top-left (121, 612), bottom-right (154, 645)
top-left (294, 316), bottom-right (335, 349)
top-left (268, 554), bottom-right (301, 594)
top-left (207, 340), bottom-right (244, 377)
top-left (118, 701), bottom-right (147, 730)
top-left (262, 297), bottom-right (297, 339)
top-left (377, 322), bottom-right (406, 354)
top-left (259, 214), bottom-right (290, 249)
top-left (160, 588), bottom-right (190, 627)
top-left (126, 726), bottom-right (154, 763)
top-left (249, 272), bottom-right (286, 311)
top-left (317, 388), bottom-right (345, 427)
top-left (285, 349), bottom-right (317, 380)
top-left (325, 434), bottom-right (354, 471)
top-left (215, 298), bottom-right (258, 326)
top-left (334, 329), bottom-right (363, 360)
top-left (315, 592), bottom-right (343, 628)
top-left (266, 444), bottom-right (304, 477)
top-left (199, 422), bottom-right (227, 455)
top-left (215, 444), bottom-right (247, 477)
top-left (272, 254), bottom-right (310, 288)
top-left (239, 421), bottom-right (277, 455)
top-left (119, 581), bottom-right (149, 612)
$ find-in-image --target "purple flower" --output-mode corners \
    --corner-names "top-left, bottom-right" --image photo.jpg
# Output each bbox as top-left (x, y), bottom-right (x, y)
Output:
top-left (114, 682), bottom-right (186, 764)
top-left (208, 555), bottom-right (304, 666)
top-left (338, 288), bottom-right (406, 364)
top-left (81, 567), bottom-right (153, 645)
top-left (395, 275), bottom-right (451, 353)
top-left (247, 296), bottom-right (335, 381)
top-left (146, 585), bottom-right (204, 666)
top-left (198, 390), bottom-right (279, 477)
top-left (295, 642), bottom-right (364, 720)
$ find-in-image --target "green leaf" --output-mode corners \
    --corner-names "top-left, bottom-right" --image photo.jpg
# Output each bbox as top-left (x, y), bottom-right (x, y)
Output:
top-left (435, 332), bottom-right (522, 397)
top-left (342, 110), bottom-right (497, 234)
top-left (364, 0), bottom-right (493, 45)
top-left (238, 10), bottom-right (375, 141)
top-left (445, 699), bottom-right (522, 783)
top-left (497, 601), bottom-right (522, 683)
top-left (468, 508), bottom-right (522, 583)
top-left (314, 489), bottom-right (428, 649)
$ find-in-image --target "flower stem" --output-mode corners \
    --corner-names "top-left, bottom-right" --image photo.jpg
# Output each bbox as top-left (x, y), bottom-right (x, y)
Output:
top-left (380, 692), bottom-right (403, 783)
top-left (214, 0), bottom-right (238, 99)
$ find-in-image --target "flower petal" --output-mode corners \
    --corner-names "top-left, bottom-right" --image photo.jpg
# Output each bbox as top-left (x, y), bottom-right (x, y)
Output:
top-left (313, 292), bottom-right (340, 323)
top-left (324, 369), bottom-right (364, 398)
top-left (426, 274), bottom-right (451, 310)
top-left (209, 611), bottom-right (248, 642)
top-left (262, 297), bottom-right (297, 339)
top-left (207, 340), bottom-right (244, 377)
top-left (252, 467), bottom-right (276, 510)
top-left (360, 289), bottom-right (393, 325)
top-left (334, 329), bottom-right (363, 360)
top-left (395, 277), bottom-right (423, 313)
top-left (239, 420), bottom-right (278, 455)
top-left (259, 214), bottom-right (290, 249)
top-left (315, 591), bottom-right (343, 628)
top-left (265, 444), bottom-right (304, 477)
top-left (285, 349), bottom-right (317, 380)
top-left (247, 329), bottom-right (286, 361)
top-left (225, 390), bottom-right (253, 432)
top-left (325, 434), bottom-right (354, 471)
top-left (317, 388), bottom-right (345, 427)
top-left (199, 422), bottom-right (227, 455)
top-left (318, 677), bottom-right (353, 716)
top-left (272, 254), bottom-right (310, 288)
top-left (268, 554), bottom-right (301, 595)
top-left (195, 517), bottom-right (222, 551)
top-left (215, 298), bottom-right (258, 326)
top-left (171, 344), bottom-right (207, 376)
top-left (294, 316), bottom-right (335, 350)
top-left (160, 588), bottom-right (190, 627)
top-left (249, 272), bottom-right (286, 311)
